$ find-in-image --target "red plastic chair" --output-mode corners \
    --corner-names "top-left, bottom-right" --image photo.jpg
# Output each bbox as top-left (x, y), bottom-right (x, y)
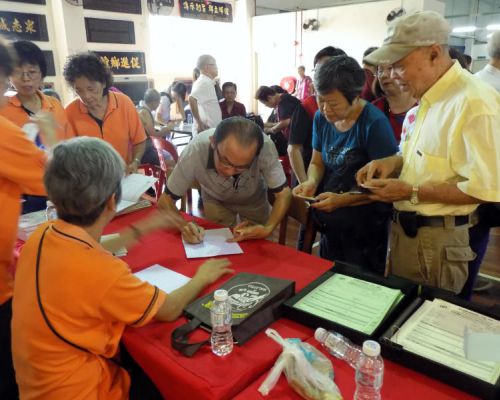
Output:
top-left (151, 138), bottom-right (193, 211)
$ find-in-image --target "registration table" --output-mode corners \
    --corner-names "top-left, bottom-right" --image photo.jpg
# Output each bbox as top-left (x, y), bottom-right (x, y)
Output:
top-left (104, 208), bottom-right (478, 400)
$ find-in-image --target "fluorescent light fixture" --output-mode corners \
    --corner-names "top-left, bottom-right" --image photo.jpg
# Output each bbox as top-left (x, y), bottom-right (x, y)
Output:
top-left (487, 33), bottom-right (493, 39)
top-left (452, 26), bottom-right (477, 33)
top-left (486, 24), bottom-right (500, 31)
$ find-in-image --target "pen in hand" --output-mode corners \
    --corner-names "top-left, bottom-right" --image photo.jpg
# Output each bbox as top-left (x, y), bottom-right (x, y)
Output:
top-left (191, 221), bottom-right (205, 243)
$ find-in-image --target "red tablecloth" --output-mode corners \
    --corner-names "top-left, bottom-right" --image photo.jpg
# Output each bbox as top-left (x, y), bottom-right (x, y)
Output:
top-left (109, 209), bottom-right (332, 400)
top-left (106, 208), bottom-right (478, 400)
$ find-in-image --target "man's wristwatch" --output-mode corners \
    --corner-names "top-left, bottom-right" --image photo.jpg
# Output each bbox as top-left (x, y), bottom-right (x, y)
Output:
top-left (409, 186), bottom-right (419, 205)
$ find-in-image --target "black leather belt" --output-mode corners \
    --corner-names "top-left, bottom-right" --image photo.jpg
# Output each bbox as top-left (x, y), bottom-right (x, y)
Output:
top-left (392, 210), bottom-right (470, 238)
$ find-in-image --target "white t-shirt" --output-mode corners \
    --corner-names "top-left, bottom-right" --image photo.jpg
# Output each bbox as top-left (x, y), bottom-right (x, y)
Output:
top-left (474, 64), bottom-right (500, 92)
top-left (156, 93), bottom-right (171, 122)
top-left (189, 74), bottom-right (222, 135)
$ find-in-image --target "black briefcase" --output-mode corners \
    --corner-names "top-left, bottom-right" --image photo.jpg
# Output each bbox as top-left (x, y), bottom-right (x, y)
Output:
top-left (171, 273), bottom-right (295, 356)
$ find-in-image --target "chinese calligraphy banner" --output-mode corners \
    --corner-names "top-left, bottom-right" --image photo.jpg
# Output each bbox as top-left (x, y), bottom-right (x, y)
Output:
top-left (4, 0), bottom-right (46, 4)
top-left (95, 51), bottom-right (146, 75)
top-left (83, 0), bottom-right (142, 15)
top-left (0, 11), bottom-right (48, 41)
top-left (85, 18), bottom-right (135, 44)
top-left (180, 0), bottom-right (233, 23)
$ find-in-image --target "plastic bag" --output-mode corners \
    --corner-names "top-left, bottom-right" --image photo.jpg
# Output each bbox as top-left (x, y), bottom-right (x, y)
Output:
top-left (258, 329), bottom-right (343, 400)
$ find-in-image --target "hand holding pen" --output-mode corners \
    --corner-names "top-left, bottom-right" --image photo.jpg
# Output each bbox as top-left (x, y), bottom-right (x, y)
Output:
top-left (181, 220), bottom-right (205, 244)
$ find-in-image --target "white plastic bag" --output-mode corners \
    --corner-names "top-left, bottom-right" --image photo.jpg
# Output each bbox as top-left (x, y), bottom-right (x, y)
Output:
top-left (258, 329), bottom-right (343, 400)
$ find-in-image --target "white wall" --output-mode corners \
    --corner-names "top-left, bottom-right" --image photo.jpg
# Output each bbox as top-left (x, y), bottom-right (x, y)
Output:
top-left (252, 0), bottom-right (401, 118)
top-left (251, 0), bottom-right (445, 118)
top-left (147, 0), bottom-right (255, 110)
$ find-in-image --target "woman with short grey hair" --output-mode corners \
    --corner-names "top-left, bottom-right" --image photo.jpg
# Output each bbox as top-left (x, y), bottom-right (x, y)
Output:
top-left (44, 137), bottom-right (124, 226)
top-left (293, 55), bottom-right (399, 274)
top-left (11, 136), bottom-right (232, 399)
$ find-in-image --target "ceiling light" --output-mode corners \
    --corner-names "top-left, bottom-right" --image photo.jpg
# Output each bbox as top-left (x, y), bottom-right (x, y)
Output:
top-left (487, 33), bottom-right (493, 39)
top-left (452, 26), bottom-right (477, 33)
top-left (486, 24), bottom-right (500, 31)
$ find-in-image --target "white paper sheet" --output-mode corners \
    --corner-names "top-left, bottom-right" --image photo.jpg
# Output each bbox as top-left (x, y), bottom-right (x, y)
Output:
top-left (464, 326), bottom-right (500, 362)
top-left (134, 264), bottom-right (190, 294)
top-left (120, 173), bottom-right (157, 203)
top-left (391, 298), bottom-right (500, 383)
top-left (182, 228), bottom-right (243, 259)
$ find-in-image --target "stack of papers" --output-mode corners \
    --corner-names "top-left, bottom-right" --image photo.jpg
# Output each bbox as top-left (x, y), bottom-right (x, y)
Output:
top-left (18, 210), bottom-right (47, 241)
top-left (134, 264), bottom-right (190, 293)
top-left (294, 274), bottom-right (404, 335)
top-left (182, 228), bottom-right (243, 258)
top-left (117, 174), bottom-right (156, 215)
top-left (391, 298), bottom-right (500, 384)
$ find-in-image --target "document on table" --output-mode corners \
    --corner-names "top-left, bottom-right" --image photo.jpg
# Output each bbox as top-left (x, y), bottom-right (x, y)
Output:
top-left (464, 326), bottom-right (500, 362)
top-left (134, 264), bottom-right (190, 294)
top-left (116, 174), bottom-right (157, 214)
top-left (182, 228), bottom-right (243, 259)
top-left (391, 298), bottom-right (500, 384)
top-left (100, 234), bottom-right (127, 257)
top-left (294, 274), bottom-right (404, 335)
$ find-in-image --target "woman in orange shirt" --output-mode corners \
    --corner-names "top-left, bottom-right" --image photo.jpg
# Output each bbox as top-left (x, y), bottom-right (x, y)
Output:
top-left (0, 39), bottom-right (47, 400)
top-left (12, 137), bottom-right (232, 399)
top-left (0, 40), bottom-right (74, 213)
top-left (64, 52), bottom-right (147, 174)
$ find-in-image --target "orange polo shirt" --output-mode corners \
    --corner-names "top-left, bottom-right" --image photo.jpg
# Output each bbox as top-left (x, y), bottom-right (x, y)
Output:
top-left (12, 220), bottom-right (166, 400)
top-left (0, 91), bottom-right (75, 141)
top-left (0, 116), bottom-right (46, 305)
top-left (65, 91), bottom-right (147, 162)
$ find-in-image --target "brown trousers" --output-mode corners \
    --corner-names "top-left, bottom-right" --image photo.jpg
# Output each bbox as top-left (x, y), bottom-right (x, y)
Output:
top-left (389, 220), bottom-right (476, 293)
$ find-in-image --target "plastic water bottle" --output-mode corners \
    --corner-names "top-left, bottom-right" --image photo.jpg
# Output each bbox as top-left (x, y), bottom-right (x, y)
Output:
top-left (210, 289), bottom-right (233, 356)
top-left (45, 200), bottom-right (58, 221)
top-left (314, 327), bottom-right (362, 368)
top-left (354, 340), bottom-right (384, 400)
top-left (187, 112), bottom-right (193, 125)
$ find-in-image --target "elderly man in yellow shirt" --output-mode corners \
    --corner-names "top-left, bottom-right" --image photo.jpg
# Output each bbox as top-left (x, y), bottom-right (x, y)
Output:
top-left (356, 11), bottom-right (500, 294)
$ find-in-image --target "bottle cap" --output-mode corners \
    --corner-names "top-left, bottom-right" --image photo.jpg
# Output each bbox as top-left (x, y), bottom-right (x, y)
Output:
top-left (46, 200), bottom-right (54, 207)
top-left (314, 327), bottom-right (328, 343)
top-left (214, 289), bottom-right (228, 301)
top-left (362, 340), bottom-right (381, 357)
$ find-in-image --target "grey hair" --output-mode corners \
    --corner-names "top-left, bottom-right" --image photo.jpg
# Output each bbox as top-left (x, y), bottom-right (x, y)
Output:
top-left (144, 88), bottom-right (160, 104)
top-left (488, 31), bottom-right (500, 59)
top-left (44, 137), bottom-right (125, 226)
top-left (313, 55), bottom-right (365, 104)
top-left (196, 54), bottom-right (216, 70)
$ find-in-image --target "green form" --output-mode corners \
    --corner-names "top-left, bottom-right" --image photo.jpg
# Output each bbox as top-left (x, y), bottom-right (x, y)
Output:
top-left (294, 274), bottom-right (404, 334)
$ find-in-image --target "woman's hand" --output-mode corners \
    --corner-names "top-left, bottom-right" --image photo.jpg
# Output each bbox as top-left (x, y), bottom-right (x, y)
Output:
top-left (310, 192), bottom-right (347, 212)
top-left (292, 180), bottom-right (317, 198)
top-left (33, 111), bottom-right (58, 148)
top-left (192, 258), bottom-right (234, 287)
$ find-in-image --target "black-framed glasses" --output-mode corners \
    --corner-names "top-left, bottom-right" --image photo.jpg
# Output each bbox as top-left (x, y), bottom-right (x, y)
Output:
top-left (215, 146), bottom-right (253, 171)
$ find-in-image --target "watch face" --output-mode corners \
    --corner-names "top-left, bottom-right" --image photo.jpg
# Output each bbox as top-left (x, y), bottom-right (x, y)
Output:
top-left (410, 188), bottom-right (419, 205)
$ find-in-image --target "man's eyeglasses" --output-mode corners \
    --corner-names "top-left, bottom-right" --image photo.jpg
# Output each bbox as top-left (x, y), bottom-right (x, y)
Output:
top-left (215, 146), bottom-right (253, 171)
top-left (12, 68), bottom-right (41, 79)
